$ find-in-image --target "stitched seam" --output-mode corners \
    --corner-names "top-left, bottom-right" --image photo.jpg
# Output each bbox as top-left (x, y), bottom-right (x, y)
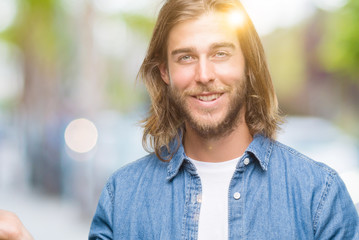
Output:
top-left (264, 140), bottom-right (274, 169)
top-left (313, 172), bottom-right (335, 234)
top-left (106, 181), bottom-right (115, 205)
top-left (181, 171), bottom-right (191, 240)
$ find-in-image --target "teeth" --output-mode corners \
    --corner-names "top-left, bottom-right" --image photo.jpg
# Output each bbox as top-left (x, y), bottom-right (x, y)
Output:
top-left (196, 94), bottom-right (221, 102)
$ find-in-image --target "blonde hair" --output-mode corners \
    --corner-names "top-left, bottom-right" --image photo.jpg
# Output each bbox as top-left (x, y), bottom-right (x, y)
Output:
top-left (138, 0), bottom-right (282, 160)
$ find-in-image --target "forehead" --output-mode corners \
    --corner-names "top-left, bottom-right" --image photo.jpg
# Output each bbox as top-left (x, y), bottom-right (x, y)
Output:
top-left (167, 12), bottom-right (241, 52)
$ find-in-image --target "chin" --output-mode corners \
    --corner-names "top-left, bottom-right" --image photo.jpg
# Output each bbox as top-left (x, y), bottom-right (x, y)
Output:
top-left (191, 114), bottom-right (224, 128)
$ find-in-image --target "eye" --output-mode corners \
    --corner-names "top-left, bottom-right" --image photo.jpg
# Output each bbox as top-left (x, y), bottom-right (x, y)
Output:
top-left (215, 51), bottom-right (228, 58)
top-left (179, 55), bottom-right (193, 61)
top-left (177, 55), bottom-right (195, 63)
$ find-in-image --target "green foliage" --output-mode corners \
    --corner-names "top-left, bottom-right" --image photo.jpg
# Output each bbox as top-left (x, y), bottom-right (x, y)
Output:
top-left (262, 26), bottom-right (307, 98)
top-left (0, 0), bottom-right (67, 65)
top-left (113, 13), bottom-right (155, 38)
top-left (319, 0), bottom-right (359, 81)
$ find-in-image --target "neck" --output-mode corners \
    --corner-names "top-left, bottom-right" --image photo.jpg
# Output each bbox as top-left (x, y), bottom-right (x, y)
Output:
top-left (183, 112), bottom-right (253, 163)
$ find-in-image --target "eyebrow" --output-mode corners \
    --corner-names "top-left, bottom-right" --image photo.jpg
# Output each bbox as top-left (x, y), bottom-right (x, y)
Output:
top-left (171, 47), bottom-right (196, 56)
top-left (170, 42), bottom-right (236, 56)
top-left (210, 42), bottom-right (236, 50)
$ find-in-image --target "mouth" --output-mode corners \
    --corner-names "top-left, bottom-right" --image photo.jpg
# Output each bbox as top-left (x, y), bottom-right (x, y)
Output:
top-left (194, 93), bottom-right (222, 102)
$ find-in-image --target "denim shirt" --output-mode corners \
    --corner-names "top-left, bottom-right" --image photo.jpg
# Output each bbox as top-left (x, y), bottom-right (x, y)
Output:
top-left (89, 134), bottom-right (359, 239)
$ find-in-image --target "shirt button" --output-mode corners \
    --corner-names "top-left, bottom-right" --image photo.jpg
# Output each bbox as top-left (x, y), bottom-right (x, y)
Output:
top-left (233, 192), bottom-right (241, 200)
top-left (244, 158), bottom-right (250, 165)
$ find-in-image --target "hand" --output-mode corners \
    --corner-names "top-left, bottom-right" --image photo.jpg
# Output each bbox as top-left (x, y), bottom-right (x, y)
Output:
top-left (0, 210), bottom-right (34, 240)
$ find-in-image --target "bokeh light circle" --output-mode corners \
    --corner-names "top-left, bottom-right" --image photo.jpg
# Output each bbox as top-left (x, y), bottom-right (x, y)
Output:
top-left (64, 118), bottom-right (98, 153)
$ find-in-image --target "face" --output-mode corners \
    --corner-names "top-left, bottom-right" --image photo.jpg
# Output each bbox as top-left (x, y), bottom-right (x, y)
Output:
top-left (160, 12), bottom-right (247, 139)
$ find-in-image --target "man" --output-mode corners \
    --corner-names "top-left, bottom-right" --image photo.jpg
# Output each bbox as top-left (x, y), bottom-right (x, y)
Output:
top-left (89, 0), bottom-right (359, 239)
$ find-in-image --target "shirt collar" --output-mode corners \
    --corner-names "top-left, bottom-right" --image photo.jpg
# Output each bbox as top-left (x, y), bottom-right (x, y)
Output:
top-left (166, 133), bottom-right (273, 180)
top-left (166, 139), bottom-right (189, 181)
top-left (244, 134), bottom-right (273, 171)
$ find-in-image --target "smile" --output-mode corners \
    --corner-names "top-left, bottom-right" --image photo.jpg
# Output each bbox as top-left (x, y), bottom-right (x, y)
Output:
top-left (195, 93), bottom-right (222, 102)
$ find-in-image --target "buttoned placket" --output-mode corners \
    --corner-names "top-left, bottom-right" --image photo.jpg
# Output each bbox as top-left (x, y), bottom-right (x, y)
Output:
top-left (181, 155), bottom-right (253, 240)
top-left (182, 160), bottom-right (202, 240)
top-left (227, 155), bottom-right (251, 239)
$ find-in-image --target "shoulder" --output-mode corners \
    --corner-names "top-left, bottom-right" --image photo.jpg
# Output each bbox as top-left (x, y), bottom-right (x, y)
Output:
top-left (96, 153), bottom-right (171, 212)
top-left (110, 153), bottom-right (166, 180)
top-left (104, 153), bottom-right (168, 194)
top-left (112, 153), bottom-right (156, 175)
top-left (269, 140), bottom-right (359, 236)
top-left (267, 139), bottom-right (342, 205)
top-left (270, 139), bottom-right (337, 178)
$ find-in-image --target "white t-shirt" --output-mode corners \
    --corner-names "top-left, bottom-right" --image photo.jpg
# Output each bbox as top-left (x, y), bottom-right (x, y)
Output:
top-left (189, 157), bottom-right (240, 240)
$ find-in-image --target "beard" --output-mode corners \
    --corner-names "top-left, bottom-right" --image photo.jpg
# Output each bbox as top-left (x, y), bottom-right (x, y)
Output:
top-left (168, 76), bottom-right (247, 139)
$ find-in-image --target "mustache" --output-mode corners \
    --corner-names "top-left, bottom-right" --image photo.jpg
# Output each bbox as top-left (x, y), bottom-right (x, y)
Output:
top-left (182, 85), bottom-right (231, 96)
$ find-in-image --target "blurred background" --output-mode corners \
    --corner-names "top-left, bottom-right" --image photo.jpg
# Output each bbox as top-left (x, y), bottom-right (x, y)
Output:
top-left (0, 0), bottom-right (358, 239)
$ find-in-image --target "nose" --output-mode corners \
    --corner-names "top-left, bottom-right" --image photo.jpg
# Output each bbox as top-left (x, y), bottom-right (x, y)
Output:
top-left (195, 58), bottom-right (215, 84)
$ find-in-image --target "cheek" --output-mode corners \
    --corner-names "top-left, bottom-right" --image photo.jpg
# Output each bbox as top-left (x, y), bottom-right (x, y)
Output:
top-left (169, 67), bottom-right (195, 90)
top-left (214, 62), bottom-right (245, 85)
top-left (215, 69), bottom-right (243, 85)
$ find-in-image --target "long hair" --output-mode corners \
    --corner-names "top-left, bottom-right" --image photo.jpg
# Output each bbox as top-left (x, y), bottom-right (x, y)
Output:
top-left (138, 0), bottom-right (282, 161)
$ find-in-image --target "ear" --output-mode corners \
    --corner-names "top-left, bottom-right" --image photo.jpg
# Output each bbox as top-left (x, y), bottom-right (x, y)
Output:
top-left (159, 63), bottom-right (170, 85)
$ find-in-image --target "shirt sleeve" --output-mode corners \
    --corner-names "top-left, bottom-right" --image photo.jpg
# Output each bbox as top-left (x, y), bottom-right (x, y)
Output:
top-left (314, 172), bottom-right (359, 239)
top-left (88, 181), bottom-right (114, 240)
